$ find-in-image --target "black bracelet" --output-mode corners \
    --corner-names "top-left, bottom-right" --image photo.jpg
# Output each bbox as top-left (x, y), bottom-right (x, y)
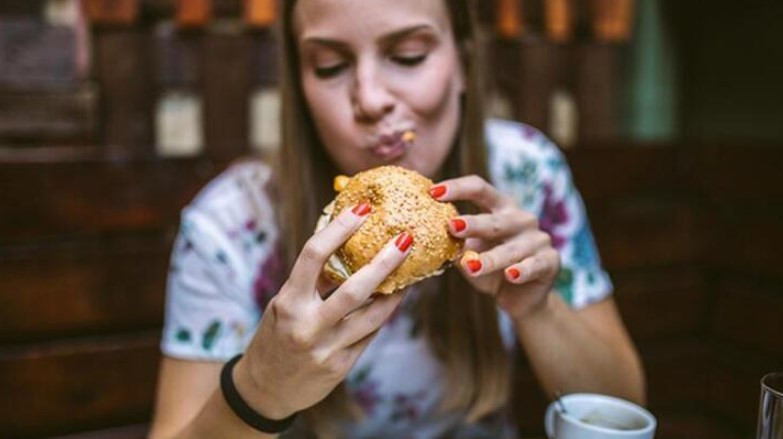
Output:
top-left (220, 354), bottom-right (298, 433)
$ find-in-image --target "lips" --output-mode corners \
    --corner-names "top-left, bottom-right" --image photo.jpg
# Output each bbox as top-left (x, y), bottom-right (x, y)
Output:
top-left (370, 130), bottom-right (415, 161)
top-left (372, 139), bottom-right (407, 160)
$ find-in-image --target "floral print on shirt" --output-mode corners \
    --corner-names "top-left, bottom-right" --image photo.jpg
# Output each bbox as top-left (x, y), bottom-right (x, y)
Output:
top-left (161, 119), bottom-right (613, 437)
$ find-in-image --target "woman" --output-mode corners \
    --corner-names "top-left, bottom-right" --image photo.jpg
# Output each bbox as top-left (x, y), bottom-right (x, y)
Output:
top-left (149, 0), bottom-right (645, 437)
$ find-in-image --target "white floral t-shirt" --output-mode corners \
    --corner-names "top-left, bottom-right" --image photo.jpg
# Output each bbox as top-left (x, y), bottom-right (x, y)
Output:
top-left (161, 119), bottom-right (613, 438)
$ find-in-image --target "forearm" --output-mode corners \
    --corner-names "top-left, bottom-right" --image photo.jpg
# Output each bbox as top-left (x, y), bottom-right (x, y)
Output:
top-left (172, 389), bottom-right (280, 439)
top-left (164, 357), bottom-right (288, 439)
top-left (513, 293), bottom-right (645, 404)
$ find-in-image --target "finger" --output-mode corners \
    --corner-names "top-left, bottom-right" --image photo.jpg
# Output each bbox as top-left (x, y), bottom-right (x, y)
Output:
top-left (339, 324), bottom-right (382, 371)
top-left (504, 248), bottom-right (561, 284)
top-left (324, 323), bottom-right (383, 382)
top-left (286, 202), bottom-right (372, 296)
top-left (457, 232), bottom-right (544, 277)
top-left (429, 175), bottom-right (511, 211)
top-left (319, 232), bottom-right (413, 326)
top-left (448, 210), bottom-right (536, 241)
top-left (472, 232), bottom-right (551, 276)
top-left (332, 291), bottom-right (405, 348)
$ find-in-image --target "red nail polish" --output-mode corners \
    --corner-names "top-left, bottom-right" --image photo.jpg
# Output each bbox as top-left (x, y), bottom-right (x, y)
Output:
top-left (429, 184), bottom-right (446, 199)
top-left (507, 267), bottom-right (521, 280)
top-left (451, 218), bottom-right (466, 232)
top-left (395, 232), bottom-right (414, 252)
top-left (466, 259), bottom-right (482, 273)
top-left (352, 202), bottom-right (371, 216)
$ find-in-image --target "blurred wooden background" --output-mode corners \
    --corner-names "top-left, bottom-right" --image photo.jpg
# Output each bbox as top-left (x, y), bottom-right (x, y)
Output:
top-left (0, 0), bottom-right (782, 438)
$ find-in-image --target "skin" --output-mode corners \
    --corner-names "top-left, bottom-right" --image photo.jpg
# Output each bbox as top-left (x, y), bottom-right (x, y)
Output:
top-left (149, 0), bottom-right (645, 437)
top-left (296, 0), bottom-right (464, 177)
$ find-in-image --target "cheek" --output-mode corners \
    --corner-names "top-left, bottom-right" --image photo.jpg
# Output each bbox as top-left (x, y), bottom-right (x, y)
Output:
top-left (303, 78), bottom-right (342, 126)
top-left (302, 77), bottom-right (353, 141)
top-left (399, 54), bottom-right (461, 117)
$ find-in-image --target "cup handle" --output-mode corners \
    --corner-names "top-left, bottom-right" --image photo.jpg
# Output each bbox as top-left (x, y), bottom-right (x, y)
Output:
top-left (545, 403), bottom-right (557, 439)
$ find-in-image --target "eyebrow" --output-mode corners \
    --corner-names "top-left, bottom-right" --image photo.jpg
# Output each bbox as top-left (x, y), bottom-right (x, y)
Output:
top-left (301, 24), bottom-right (436, 50)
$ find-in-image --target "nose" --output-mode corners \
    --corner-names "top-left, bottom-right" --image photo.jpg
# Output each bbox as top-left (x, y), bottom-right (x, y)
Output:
top-left (351, 60), bottom-right (395, 123)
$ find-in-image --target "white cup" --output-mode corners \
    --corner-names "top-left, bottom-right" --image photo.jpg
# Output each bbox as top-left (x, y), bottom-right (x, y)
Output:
top-left (545, 393), bottom-right (656, 439)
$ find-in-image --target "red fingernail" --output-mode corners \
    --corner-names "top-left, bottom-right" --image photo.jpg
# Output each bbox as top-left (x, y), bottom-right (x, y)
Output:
top-left (352, 202), bottom-right (371, 216)
top-left (451, 218), bottom-right (466, 233)
top-left (395, 232), bottom-right (414, 252)
top-left (507, 267), bottom-right (521, 280)
top-left (466, 259), bottom-right (482, 273)
top-left (429, 184), bottom-right (447, 199)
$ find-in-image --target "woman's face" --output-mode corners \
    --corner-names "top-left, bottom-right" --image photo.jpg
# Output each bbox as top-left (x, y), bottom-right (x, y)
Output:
top-left (294, 0), bottom-right (464, 178)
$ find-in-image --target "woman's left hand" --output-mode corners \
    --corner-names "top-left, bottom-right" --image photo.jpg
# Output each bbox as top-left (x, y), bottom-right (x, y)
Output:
top-left (430, 175), bottom-right (561, 320)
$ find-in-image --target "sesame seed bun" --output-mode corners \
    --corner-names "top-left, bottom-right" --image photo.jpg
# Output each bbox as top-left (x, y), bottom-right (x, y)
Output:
top-left (315, 166), bottom-right (463, 294)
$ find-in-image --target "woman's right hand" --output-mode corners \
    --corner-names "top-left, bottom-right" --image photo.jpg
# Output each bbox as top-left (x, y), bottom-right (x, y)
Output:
top-left (232, 203), bottom-right (413, 420)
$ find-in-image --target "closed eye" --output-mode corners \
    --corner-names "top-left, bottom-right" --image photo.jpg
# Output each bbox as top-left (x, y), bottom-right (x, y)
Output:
top-left (314, 63), bottom-right (348, 78)
top-left (391, 54), bottom-right (428, 67)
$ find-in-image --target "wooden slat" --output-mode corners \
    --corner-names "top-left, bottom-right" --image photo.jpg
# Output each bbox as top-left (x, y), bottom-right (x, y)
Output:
top-left (655, 410), bottom-right (746, 439)
top-left (249, 29), bottom-right (278, 87)
top-left (0, 158), bottom-right (225, 244)
top-left (491, 39), bottom-right (558, 134)
top-left (613, 267), bottom-right (707, 341)
top-left (93, 28), bottom-right (154, 153)
top-left (711, 275), bottom-right (783, 358)
top-left (0, 86), bottom-right (98, 144)
top-left (0, 234), bottom-right (170, 342)
top-left (203, 28), bottom-right (252, 159)
top-left (0, 1), bottom-right (43, 16)
top-left (574, 43), bottom-right (621, 142)
top-left (52, 423), bottom-right (149, 439)
top-left (706, 208), bottom-right (783, 280)
top-left (707, 344), bottom-right (777, 433)
top-left (0, 18), bottom-right (79, 87)
top-left (565, 146), bottom-right (681, 202)
top-left (688, 146), bottom-right (783, 205)
top-left (642, 339), bottom-right (774, 435)
top-left (0, 145), bottom-right (102, 162)
top-left (591, 201), bottom-right (702, 271)
top-left (0, 333), bottom-right (159, 438)
top-left (154, 23), bottom-right (202, 89)
top-left (642, 339), bottom-right (712, 409)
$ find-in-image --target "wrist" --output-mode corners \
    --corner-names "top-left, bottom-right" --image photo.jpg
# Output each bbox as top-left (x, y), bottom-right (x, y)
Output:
top-left (512, 291), bottom-right (556, 327)
top-left (233, 355), bottom-right (298, 420)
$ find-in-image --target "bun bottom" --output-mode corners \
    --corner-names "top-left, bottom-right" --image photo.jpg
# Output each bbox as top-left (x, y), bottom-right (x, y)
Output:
top-left (315, 201), bottom-right (451, 294)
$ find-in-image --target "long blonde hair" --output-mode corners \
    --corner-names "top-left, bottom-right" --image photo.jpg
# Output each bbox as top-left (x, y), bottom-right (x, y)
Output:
top-left (275, 0), bottom-right (510, 434)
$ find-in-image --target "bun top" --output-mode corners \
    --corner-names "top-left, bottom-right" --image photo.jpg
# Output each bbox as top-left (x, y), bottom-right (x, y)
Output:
top-left (331, 165), bottom-right (463, 294)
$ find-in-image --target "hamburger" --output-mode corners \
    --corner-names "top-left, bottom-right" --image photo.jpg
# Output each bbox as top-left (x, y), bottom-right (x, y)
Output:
top-left (315, 165), bottom-right (463, 294)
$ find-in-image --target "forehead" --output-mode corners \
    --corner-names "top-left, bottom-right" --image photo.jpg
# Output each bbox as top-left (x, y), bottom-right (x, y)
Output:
top-left (293, 0), bottom-right (451, 41)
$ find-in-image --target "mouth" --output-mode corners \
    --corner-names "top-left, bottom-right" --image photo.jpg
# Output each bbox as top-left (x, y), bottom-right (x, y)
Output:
top-left (370, 130), bottom-right (416, 161)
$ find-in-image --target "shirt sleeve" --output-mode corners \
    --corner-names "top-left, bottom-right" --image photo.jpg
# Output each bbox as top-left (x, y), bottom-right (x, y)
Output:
top-left (160, 161), bottom-right (279, 361)
top-left (160, 211), bottom-right (260, 361)
top-left (534, 138), bottom-right (614, 308)
top-left (487, 119), bottom-right (613, 309)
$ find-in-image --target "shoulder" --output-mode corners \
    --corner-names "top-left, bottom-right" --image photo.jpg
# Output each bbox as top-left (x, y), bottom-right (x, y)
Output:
top-left (188, 159), bottom-right (275, 215)
top-left (484, 118), bottom-right (570, 210)
top-left (484, 118), bottom-right (565, 163)
top-left (177, 158), bottom-right (280, 289)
